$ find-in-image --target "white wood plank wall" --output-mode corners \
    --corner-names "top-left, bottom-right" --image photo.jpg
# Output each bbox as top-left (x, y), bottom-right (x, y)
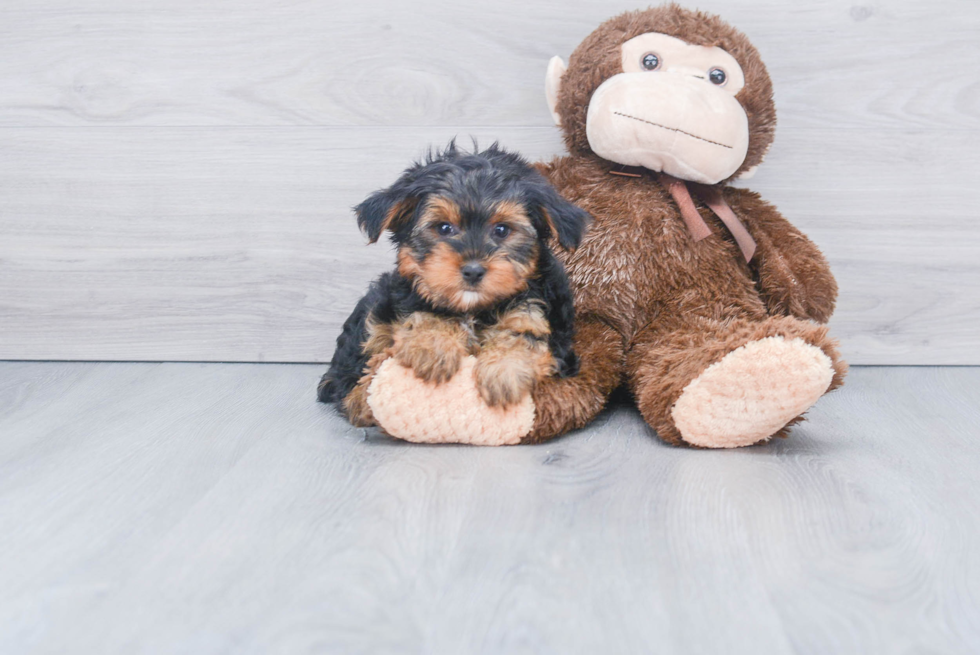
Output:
top-left (0, 0), bottom-right (977, 364)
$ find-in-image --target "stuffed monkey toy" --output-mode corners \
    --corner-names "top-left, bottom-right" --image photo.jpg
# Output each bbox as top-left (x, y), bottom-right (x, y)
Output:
top-left (362, 4), bottom-right (847, 447)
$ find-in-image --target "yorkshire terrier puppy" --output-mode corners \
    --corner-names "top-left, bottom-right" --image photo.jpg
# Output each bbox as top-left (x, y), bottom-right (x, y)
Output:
top-left (317, 141), bottom-right (591, 427)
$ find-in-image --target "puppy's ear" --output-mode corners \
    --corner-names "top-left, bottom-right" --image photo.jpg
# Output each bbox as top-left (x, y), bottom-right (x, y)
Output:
top-left (354, 184), bottom-right (420, 244)
top-left (526, 181), bottom-right (591, 251)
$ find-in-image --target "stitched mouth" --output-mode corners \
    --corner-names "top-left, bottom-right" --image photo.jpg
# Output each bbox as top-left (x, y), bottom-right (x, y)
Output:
top-left (613, 111), bottom-right (733, 149)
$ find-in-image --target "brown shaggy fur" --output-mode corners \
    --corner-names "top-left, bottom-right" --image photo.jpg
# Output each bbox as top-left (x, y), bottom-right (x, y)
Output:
top-left (523, 5), bottom-right (845, 445)
top-left (525, 316), bottom-right (624, 444)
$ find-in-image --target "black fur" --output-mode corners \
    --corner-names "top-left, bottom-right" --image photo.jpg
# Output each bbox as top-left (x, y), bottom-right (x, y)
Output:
top-left (317, 141), bottom-right (590, 412)
top-left (355, 140), bottom-right (589, 249)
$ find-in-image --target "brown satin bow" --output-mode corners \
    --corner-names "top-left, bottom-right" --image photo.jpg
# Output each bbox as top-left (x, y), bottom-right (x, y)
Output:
top-left (611, 168), bottom-right (757, 263)
top-left (659, 173), bottom-right (757, 263)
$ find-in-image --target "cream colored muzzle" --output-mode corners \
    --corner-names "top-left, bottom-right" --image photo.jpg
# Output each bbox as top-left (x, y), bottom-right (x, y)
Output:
top-left (585, 71), bottom-right (749, 185)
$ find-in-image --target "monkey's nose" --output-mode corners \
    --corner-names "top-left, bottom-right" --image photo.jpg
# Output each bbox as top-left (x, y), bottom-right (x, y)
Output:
top-left (461, 262), bottom-right (486, 285)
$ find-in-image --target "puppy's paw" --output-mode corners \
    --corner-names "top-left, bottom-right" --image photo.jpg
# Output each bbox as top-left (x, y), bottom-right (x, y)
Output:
top-left (396, 342), bottom-right (464, 384)
top-left (392, 314), bottom-right (469, 384)
top-left (474, 350), bottom-right (537, 407)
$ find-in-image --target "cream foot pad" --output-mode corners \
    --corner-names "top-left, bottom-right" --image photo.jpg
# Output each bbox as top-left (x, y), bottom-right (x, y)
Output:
top-left (672, 336), bottom-right (834, 448)
top-left (367, 356), bottom-right (535, 446)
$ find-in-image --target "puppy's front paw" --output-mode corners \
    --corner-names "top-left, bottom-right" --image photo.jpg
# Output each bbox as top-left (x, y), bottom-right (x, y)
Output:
top-left (474, 350), bottom-right (537, 407)
top-left (392, 314), bottom-right (468, 384)
top-left (395, 342), bottom-right (464, 384)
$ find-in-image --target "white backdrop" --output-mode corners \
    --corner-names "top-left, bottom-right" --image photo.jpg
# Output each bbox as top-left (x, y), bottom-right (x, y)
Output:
top-left (1, 0), bottom-right (977, 364)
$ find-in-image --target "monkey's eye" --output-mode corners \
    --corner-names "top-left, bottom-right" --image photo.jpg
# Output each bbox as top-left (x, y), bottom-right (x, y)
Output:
top-left (492, 224), bottom-right (511, 240)
top-left (641, 53), bottom-right (660, 71)
top-left (709, 68), bottom-right (727, 85)
top-left (435, 222), bottom-right (457, 237)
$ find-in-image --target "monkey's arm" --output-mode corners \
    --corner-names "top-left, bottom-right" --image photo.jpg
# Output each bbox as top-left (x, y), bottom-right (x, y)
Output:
top-left (725, 187), bottom-right (838, 323)
top-left (524, 314), bottom-right (623, 443)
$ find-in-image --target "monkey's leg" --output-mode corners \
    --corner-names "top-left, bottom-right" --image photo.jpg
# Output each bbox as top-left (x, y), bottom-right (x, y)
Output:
top-left (626, 315), bottom-right (847, 448)
top-left (522, 316), bottom-right (624, 444)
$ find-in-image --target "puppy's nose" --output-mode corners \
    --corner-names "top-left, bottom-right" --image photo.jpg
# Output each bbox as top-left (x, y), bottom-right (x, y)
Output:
top-left (461, 262), bottom-right (486, 285)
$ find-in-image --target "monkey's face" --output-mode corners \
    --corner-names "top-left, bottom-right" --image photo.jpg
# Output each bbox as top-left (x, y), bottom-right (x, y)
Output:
top-left (587, 33), bottom-right (748, 185)
top-left (396, 196), bottom-right (539, 313)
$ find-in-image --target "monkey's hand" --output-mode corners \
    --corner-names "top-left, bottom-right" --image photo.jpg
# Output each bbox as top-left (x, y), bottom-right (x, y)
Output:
top-left (755, 240), bottom-right (838, 324)
top-left (726, 188), bottom-right (838, 323)
top-left (391, 313), bottom-right (471, 384)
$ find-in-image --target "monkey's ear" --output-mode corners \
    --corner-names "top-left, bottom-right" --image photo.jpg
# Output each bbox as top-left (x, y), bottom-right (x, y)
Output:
top-left (545, 56), bottom-right (566, 126)
top-left (354, 185), bottom-right (420, 244)
top-left (527, 182), bottom-right (591, 251)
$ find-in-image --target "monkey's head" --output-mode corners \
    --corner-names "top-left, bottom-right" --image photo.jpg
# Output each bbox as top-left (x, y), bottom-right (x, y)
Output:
top-left (545, 4), bottom-right (776, 185)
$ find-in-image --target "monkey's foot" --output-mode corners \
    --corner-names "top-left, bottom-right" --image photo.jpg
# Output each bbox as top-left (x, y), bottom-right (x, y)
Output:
top-left (367, 356), bottom-right (535, 446)
top-left (671, 336), bottom-right (834, 448)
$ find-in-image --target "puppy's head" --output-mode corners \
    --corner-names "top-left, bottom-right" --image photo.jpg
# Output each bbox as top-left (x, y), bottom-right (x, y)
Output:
top-left (355, 141), bottom-right (590, 312)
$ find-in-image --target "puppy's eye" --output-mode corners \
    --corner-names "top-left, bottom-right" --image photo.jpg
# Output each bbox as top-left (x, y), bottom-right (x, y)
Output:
top-left (492, 224), bottom-right (511, 240)
top-left (641, 53), bottom-right (660, 71)
top-left (435, 222), bottom-right (457, 237)
top-left (709, 68), bottom-right (727, 85)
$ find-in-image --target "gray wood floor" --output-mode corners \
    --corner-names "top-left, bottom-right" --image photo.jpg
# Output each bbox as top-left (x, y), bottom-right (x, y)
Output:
top-left (1, 363), bottom-right (979, 653)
